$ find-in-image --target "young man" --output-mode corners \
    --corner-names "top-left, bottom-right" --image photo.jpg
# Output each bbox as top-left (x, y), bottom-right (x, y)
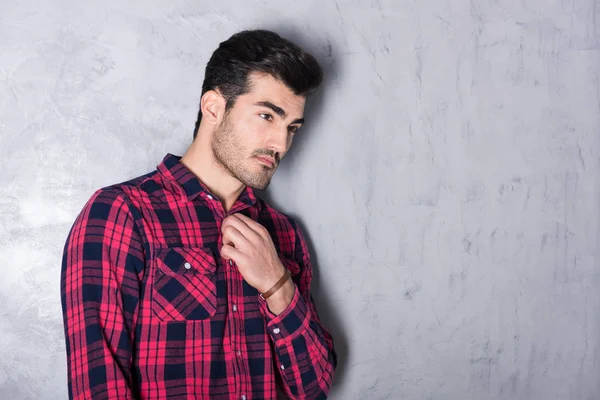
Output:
top-left (60, 30), bottom-right (336, 399)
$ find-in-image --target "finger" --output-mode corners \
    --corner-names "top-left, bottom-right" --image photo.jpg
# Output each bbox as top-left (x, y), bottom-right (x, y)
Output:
top-left (221, 221), bottom-right (235, 246)
top-left (220, 243), bottom-right (242, 262)
top-left (222, 225), bottom-right (250, 250)
top-left (231, 213), bottom-right (268, 238)
top-left (223, 213), bottom-right (251, 230)
top-left (231, 213), bottom-right (262, 231)
top-left (236, 214), bottom-right (269, 238)
top-left (223, 214), bottom-right (261, 241)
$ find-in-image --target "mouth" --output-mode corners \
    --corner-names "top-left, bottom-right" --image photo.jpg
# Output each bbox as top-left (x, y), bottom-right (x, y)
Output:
top-left (255, 156), bottom-right (276, 168)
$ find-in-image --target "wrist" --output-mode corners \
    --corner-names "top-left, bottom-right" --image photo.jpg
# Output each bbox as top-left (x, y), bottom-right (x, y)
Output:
top-left (260, 264), bottom-right (290, 299)
top-left (264, 279), bottom-right (295, 315)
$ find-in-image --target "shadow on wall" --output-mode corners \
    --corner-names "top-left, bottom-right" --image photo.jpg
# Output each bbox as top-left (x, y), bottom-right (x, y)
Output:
top-left (257, 26), bottom-right (349, 394)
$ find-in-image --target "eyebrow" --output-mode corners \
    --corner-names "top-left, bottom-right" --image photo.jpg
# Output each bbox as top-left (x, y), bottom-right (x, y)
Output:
top-left (254, 101), bottom-right (304, 125)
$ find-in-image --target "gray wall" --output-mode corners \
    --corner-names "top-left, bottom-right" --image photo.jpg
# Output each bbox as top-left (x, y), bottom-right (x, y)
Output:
top-left (1, 0), bottom-right (598, 399)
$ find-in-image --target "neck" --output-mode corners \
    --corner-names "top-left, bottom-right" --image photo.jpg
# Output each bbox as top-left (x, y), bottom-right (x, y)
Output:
top-left (181, 128), bottom-right (245, 213)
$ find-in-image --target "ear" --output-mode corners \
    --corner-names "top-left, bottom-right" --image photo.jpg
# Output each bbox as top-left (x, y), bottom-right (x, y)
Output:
top-left (200, 89), bottom-right (225, 125)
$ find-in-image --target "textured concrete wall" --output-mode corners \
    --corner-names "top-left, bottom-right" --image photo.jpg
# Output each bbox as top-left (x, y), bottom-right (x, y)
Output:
top-left (1, 0), bottom-right (599, 399)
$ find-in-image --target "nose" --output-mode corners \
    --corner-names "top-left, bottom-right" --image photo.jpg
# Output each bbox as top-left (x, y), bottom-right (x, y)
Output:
top-left (266, 126), bottom-right (290, 155)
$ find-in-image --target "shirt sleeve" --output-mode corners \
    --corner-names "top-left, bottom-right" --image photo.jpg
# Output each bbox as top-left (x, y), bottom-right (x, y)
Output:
top-left (259, 221), bottom-right (337, 400)
top-left (60, 188), bottom-right (145, 400)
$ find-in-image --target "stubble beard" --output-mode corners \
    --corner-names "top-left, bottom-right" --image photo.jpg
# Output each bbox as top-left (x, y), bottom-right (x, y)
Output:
top-left (211, 113), bottom-right (275, 190)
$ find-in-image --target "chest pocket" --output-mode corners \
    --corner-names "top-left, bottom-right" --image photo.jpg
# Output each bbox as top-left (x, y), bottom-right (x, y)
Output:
top-left (152, 247), bottom-right (217, 322)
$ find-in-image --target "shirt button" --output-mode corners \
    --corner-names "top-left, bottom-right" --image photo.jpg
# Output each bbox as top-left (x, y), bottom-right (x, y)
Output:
top-left (184, 262), bottom-right (191, 269)
top-left (229, 259), bottom-right (233, 266)
top-left (280, 364), bottom-right (285, 370)
top-left (232, 304), bottom-right (237, 312)
top-left (241, 396), bottom-right (246, 400)
top-left (207, 194), bottom-right (214, 200)
top-left (273, 328), bottom-right (280, 334)
top-left (237, 350), bottom-right (242, 356)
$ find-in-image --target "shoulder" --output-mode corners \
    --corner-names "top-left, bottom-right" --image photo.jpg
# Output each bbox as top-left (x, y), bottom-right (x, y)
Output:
top-left (79, 169), bottom-right (159, 221)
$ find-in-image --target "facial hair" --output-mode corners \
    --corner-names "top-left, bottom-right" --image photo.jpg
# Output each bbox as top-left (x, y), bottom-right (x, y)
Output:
top-left (211, 112), bottom-right (278, 190)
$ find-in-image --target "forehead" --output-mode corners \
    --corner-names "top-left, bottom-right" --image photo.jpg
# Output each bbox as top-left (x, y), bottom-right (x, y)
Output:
top-left (239, 72), bottom-right (306, 114)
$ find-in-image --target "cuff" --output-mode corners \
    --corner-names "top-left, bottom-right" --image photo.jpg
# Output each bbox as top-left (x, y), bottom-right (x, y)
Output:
top-left (259, 284), bottom-right (311, 344)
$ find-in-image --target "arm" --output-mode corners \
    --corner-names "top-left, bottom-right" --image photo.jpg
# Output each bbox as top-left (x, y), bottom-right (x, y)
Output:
top-left (60, 189), bottom-right (144, 400)
top-left (260, 223), bottom-right (337, 400)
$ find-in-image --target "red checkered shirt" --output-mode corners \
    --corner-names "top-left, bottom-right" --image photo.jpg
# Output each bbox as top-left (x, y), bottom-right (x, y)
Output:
top-left (60, 153), bottom-right (337, 399)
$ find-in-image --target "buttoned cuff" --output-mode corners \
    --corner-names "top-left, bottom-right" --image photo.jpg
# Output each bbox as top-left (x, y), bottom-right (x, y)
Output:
top-left (259, 284), bottom-right (311, 344)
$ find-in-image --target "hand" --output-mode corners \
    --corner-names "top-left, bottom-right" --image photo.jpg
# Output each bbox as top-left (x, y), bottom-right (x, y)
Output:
top-left (220, 213), bottom-right (287, 294)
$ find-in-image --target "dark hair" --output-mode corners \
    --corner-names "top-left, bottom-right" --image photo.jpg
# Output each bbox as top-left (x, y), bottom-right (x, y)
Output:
top-left (193, 29), bottom-right (323, 139)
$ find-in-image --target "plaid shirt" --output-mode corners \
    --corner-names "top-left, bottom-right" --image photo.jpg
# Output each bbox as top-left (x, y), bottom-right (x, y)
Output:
top-left (60, 153), bottom-right (336, 400)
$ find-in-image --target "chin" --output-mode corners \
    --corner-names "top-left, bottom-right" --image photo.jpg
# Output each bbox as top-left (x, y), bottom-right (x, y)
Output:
top-left (243, 164), bottom-right (275, 189)
top-left (242, 173), bottom-right (272, 191)
top-left (249, 177), bottom-right (272, 190)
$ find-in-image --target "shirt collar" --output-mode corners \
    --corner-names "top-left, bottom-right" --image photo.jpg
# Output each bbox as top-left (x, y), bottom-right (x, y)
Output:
top-left (157, 153), bottom-right (261, 209)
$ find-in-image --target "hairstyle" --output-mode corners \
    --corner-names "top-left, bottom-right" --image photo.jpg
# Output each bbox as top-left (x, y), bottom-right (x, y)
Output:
top-left (193, 29), bottom-right (323, 139)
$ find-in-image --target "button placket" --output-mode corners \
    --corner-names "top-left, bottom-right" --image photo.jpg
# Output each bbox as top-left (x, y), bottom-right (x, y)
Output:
top-left (224, 250), bottom-right (249, 394)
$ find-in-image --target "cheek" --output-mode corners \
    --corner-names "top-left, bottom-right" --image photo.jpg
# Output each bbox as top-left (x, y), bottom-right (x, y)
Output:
top-left (229, 125), bottom-right (262, 153)
top-left (241, 118), bottom-right (268, 143)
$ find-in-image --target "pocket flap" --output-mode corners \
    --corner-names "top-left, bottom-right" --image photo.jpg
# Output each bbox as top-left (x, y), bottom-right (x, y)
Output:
top-left (157, 247), bottom-right (217, 275)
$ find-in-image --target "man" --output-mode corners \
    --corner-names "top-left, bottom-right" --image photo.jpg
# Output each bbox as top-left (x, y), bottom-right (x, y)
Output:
top-left (60, 30), bottom-right (336, 400)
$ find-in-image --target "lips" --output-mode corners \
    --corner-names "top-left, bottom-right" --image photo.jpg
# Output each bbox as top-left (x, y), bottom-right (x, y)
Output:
top-left (255, 156), bottom-right (275, 168)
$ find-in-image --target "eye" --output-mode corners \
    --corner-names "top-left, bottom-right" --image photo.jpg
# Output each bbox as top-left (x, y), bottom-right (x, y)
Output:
top-left (259, 113), bottom-right (273, 121)
top-left (288, 125), bottom-right (300, 134)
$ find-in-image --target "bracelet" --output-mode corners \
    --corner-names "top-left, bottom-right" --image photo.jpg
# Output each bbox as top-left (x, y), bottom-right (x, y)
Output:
top-left (260, 269), bottom-right (291, 300)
